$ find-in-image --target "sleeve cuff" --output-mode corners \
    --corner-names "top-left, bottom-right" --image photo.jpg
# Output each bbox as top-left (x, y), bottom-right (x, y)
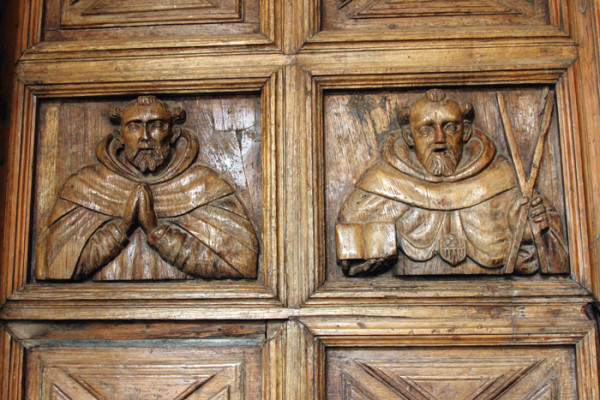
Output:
top-left (107, 222), bottom-right (128, 248)
top-left (147, 223), bottom-right (169, 247)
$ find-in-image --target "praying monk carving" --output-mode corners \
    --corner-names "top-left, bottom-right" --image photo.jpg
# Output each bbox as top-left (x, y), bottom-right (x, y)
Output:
top-left (36, 96), bottom-right (258, 280)
top-left (336, 89), bottom-right (568, 277)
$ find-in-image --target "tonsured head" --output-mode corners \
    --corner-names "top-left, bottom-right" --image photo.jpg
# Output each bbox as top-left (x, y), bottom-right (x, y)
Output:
top-left (399, 89), bottom-right (474, 176)
top-left (109, 96), bottom-right (186, 173)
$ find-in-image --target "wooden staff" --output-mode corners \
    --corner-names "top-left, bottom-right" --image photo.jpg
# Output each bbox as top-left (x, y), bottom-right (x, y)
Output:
top-left (497, 91), bottom-right (554, 273)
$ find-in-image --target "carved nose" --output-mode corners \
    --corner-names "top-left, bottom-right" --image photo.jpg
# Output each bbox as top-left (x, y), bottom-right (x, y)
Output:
top-left (433, 125), bottom-right (445, 143)
top-left (141, 124), bottom-right (151, 140)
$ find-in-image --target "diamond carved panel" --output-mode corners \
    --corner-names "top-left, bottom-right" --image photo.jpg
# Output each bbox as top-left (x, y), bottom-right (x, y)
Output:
top-left (327, 347), bottom-right (576, 399)
top-left (27, 345), bottom-right (261, 400)
top-left (61, 0), bottom-right (242, 28)
top-left (322, 0), bottom-right (550, 31)
top-left (339, 0), bottom-right (535, 19)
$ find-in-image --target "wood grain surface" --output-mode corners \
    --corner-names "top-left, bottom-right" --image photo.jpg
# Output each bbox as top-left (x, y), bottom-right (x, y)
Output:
top-left (325, 87), bottom-right (566, 279)
top-left (27, 345), bottom-right (263, 400)
top-left (1, 0), bottom-right (600, 398)
top-left (322, 0), bottom-right (550, 31)
top-left (42, 0), bottom-right (259, 42)
top-left (33, 95), bottom-right (262, 281)
top-left (327, 346), bottom-right (576, 399)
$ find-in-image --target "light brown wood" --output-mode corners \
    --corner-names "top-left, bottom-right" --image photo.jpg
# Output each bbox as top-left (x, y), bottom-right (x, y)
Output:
top-left (34, 96), bottom-right (260, 281)
top-left (497, 90), bottom-right (556, 273)
top-left (27, 345), bottom-right (263, 399)
top-left (325, 88), bottom-right (568, 280)
top-left (327, 347), bottom-right (577, 399)
top-left (556, 0), bottom-right (600, 297)
top-left (2, 0), bottom-right (600, 398)
top-left (59, 0), bottom-right (243, 28)
top-left (43, 0), bottom-right (258, 41)
top-left (5, 321), bottom-right (267, 342)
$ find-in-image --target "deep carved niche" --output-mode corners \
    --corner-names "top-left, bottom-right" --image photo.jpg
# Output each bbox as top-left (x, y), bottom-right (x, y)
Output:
top-left (327, 88), bottom-right (568, 278)
top-left (33, 95), bottom-right (261, 281)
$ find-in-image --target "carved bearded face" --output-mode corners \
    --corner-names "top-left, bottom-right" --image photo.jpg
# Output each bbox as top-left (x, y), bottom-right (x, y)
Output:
top-left (120, 102), bottom-right (173, 173)
top-left (407, 98), bottom-right (469, 177)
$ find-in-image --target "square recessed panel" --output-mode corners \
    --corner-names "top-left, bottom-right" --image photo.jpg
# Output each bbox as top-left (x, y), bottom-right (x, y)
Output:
top-left (321, 0), bottom-right (551, 33)
top-left (32, 95), bottom-right (262, 282)
top-left (324, 87), bottom-right (567, 281)
top-left (61, 0), bottom-right (242, 28)
top-left (42, 0), bottom-right (258, 42)
top-left (27, 344), bottom-right (262, 400)
top-left (327, 346), bottom-right (576, 399)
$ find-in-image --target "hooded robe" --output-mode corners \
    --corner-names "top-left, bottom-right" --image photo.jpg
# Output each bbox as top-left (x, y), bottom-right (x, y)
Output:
top-left (36, 130), bottom-right (258, 280)
top-left (336, 129), bottom-right (568, 275)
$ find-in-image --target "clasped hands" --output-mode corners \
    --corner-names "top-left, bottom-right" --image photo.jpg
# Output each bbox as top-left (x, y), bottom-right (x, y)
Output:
top-left (118, 184), bottom-right (158, 236)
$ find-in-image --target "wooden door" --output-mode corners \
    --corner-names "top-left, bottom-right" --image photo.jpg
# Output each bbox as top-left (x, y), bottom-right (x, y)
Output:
top-left (2, 0), bottom-right (600, 399)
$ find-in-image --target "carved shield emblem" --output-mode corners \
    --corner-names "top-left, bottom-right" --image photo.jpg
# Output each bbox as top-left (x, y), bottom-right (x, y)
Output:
top-left (438, 233), bottom-right (467, 266)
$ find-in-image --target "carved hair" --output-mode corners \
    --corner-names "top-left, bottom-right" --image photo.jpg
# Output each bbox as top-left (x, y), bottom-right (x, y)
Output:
top-left (108, 96), bottom-right (187, 126)
top-left (398, 89), bottom-right (475, 127)
top-left (425, 88), bottom-right (446, 102)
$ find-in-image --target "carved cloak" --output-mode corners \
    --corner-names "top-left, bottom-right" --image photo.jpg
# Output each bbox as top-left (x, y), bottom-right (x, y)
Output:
top-left (336, 129), bottom-right (568, 274)
top-left (36, 131), bottom-right (258, 280)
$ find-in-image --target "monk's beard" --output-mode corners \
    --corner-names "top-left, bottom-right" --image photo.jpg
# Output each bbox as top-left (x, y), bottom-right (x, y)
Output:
top-left (124, 144), bottom-right (170, 172)
top-left (423, 148), bottom-right (460, 177)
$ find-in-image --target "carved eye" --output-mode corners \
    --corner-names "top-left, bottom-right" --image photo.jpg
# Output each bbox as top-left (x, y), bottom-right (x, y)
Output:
top-left (126, 122), bottom-right (141, 131)
top-left (418, 125), bottom-right (434, 136)
top-left (443, 122), bottom-right (459, 134)
top-left (151, 120), bottom-right (166, 130)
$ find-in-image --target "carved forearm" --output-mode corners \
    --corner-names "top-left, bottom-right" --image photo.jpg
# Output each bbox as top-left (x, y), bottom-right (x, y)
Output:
top-left (73, 222), bottom-right (128, 280)
top-left (147, 222), bottom-right (241, 278)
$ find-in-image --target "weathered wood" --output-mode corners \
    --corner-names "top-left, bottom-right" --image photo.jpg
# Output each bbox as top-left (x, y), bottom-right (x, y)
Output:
top-left (327, 347), bottom-right (577, 399)
top-left (42, 0), bottom-right (259, 41)
top-left (556, 0), bottom-right (600, 297)
top-left (34, 96), bottom-right (261, 281)
top-left (1, 0), bottom-right (600, 398)
top-left (498, 91), bottom-right (556, 273)
top-left (5, 321), bottom-right (266, 342)
top-left (26, 345), bottom-right (263, 400)
top-left (322, 0), bottom-right (550, 32)
top-left (326, 88), bottom-right (568, 279)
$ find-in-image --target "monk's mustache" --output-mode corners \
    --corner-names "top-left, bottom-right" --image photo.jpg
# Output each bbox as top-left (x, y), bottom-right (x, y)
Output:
top-left (428, 143), bottom-right (449, 153)
top-left (135, 139), bottom-right (158, 152)
top-left (134, 148), bottom-right (160, 158)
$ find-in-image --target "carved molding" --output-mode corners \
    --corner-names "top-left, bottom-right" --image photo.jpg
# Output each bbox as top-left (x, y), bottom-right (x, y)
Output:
top-left (60, 0), bottom-right (242, 28)
top-left (27, 346), bottom-right (260, 400)
top-left (327, 347), bottom-right (574, 399)
top-left (340, 0), bottom-right (538, 19)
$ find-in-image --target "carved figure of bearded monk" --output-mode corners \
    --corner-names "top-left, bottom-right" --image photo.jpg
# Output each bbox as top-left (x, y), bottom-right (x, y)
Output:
top-left (36, 96), bottom-right (258, 280)
top-left (336, 89), bottom-right (568, 277)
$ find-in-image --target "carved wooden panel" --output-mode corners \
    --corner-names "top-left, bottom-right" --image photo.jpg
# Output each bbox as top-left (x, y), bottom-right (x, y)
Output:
top-left (60, 0), bottom-right (242, 29)
top-left (41, 0), bottom-right (259, 42)
top-left (327, 347), bottom-right (577, 399)
top-left (32, 95), bottom-right (262, 281)
top-left (325, 87), bottom-right (567, 278)
top-left (322, 0), bottom-right (550, 32)
top-left (27, 344), bottom-right (262, 399)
